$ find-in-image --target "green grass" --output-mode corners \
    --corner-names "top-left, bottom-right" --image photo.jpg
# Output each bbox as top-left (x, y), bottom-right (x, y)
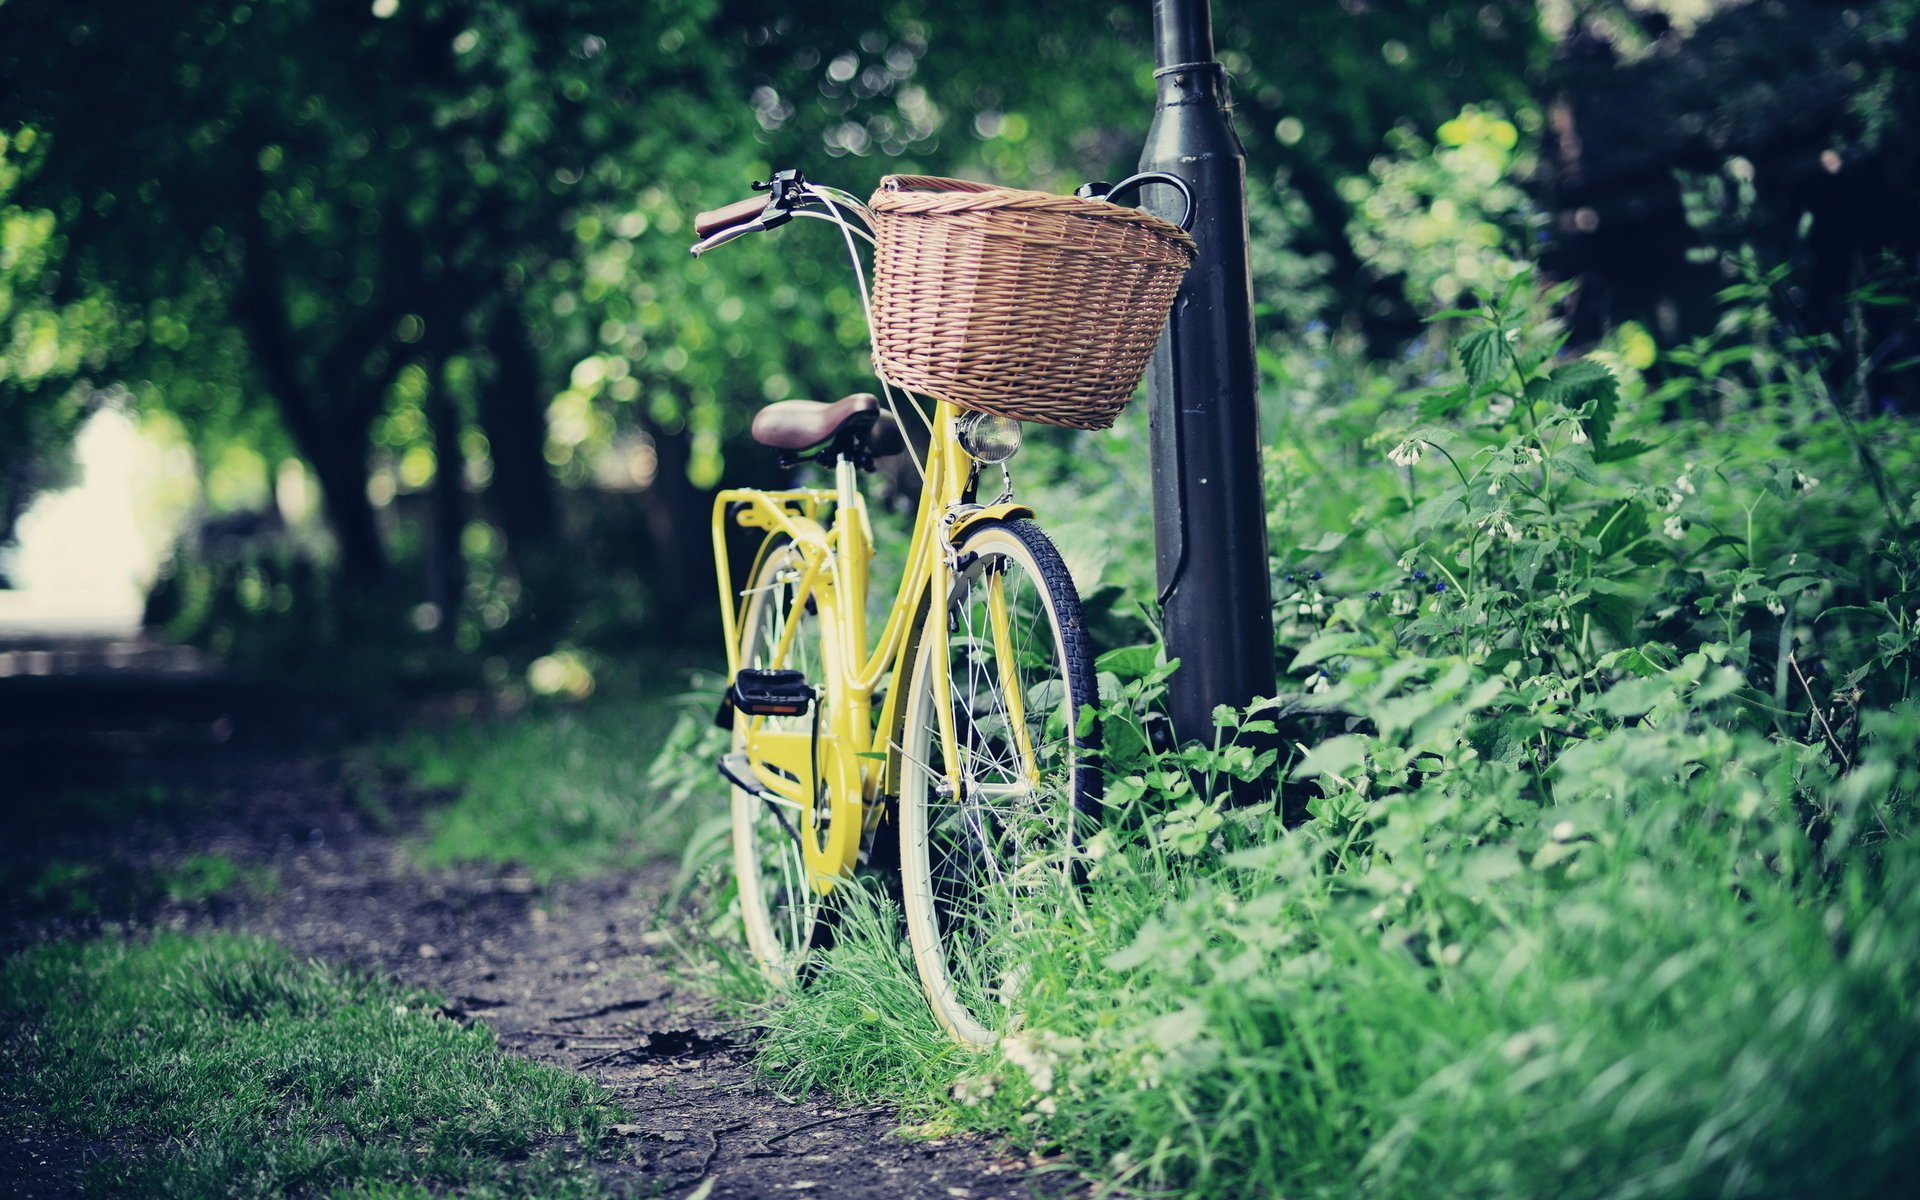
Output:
top-left (156, 852), bottom-right (273, 904)
top-left (0, 932), bottom-right (623, 1198)
top-left (378, 687), bottom-right (726, 882)
top-left (718, 708), bottom-right (1920, 1200)
top-left (3, 852), bottom-right (274, 918)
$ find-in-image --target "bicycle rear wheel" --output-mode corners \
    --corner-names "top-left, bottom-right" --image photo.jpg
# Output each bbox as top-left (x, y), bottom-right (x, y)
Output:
top-left (732, 538), bottom-right (829, 982)
top-left (897, 519), bottom-right (1099, 1044)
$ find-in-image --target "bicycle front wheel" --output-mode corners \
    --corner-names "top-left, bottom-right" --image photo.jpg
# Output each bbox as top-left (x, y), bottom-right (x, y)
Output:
top-left (898, 518), bottom-right (1100, 1045)
top-left (732, 537), bottom-right (829, 983)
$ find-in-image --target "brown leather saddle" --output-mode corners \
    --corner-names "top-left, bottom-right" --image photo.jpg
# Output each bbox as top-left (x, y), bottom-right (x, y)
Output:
top-left (751, 393), bottom-right (905, 467)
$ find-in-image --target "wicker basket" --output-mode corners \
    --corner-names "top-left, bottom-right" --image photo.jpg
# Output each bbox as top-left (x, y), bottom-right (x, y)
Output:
top-left (866, 175), bottom-right (1196, 431)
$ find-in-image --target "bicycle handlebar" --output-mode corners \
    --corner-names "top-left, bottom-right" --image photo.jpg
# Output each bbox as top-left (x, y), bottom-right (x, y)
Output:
top-left (690, 169), bottom-right (816, 258)
top-left (689, 167), bottom-right (1195, 261)
top-left (694, 195), bottom-right (771, 239)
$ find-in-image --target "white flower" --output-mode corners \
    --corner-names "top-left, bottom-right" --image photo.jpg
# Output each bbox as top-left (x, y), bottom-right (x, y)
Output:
top-left (1767, 599), bottom-right (1786, 616)
top-left (1794, 470), bottom-right (1821, 493)
top-left (1487, 477), bottom-right (1502, 495)
top-left (1001, 1033), bottom-right (1057, 1093)
top-left (1387, 439), bottom-right (1424, 468)
top-left (1569, 422), bottom-right (1589, 444)
top-left (953, 1074), bottom-right (997, 1106)
top-left (1480, 510), bottom-right (1520, 541)
top-left (1674, 464), bottom-right (1697, 495)
top-left (1520, 446), bottom-right (1543, 464)
top-left (1664, 515), bottom-right (1687, 540)
top-left (1732, 591), bottom-right (1747, 605)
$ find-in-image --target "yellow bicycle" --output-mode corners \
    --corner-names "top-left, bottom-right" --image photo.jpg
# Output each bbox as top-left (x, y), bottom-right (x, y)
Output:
top-left (690, 168), bottom-right (1184, 1043)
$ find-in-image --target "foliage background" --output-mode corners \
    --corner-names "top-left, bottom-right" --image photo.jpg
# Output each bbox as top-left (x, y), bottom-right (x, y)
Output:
top-left (4, 3), bottom-right (1919, 1196)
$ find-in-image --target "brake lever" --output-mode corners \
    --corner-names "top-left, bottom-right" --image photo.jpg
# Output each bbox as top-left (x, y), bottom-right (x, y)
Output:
top-left (688, 167), bottom-right (815, 257)
top-left (689, 218), bottom-right (768, 258)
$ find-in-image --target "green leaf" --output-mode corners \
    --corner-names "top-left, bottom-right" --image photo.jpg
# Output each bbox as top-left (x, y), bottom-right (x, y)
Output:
top-left (1593, 438), bottom-right (1656, 464)
top-left (1565, 361), bottom-right (1619, 449)
top-left (1096, 644), bottom-right (1161, 679)
top-left (1594, 674), bottom-right (1673, 717)
top-left (1418, 385), bottom-right (1473, 420)
top-left (1099, 716), bottom-right (1149, 770)
top-left (1514, 332), bottom-right (1571, 377)
top-left (1291, 734), bottom-right (1369, 781)
top-left (1596, 646), bottom-right (1668, 678)
top-left (1550, 446), bottom-right (1602, 485)
top-left (1577, 590), bottom-right (1639, 648)
top-left (1290, 631), bottom-right (1363, 671)
top-left (1514, 537), bottom-right (1557, 593)
top-left (1542, 358), bottom-right (1615, 406)
top-left (1458, 326), bottom-right (1506, 391)
top-left (1582, 501), bottom-right (1648, 562)
top-left (1482, 647), bottom-right (1527, 676)
top-left (1499, 269), bottom-right (1532, 309)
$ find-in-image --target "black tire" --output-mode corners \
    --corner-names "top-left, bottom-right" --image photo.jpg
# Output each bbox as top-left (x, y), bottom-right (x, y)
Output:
top-left (897, 519), bottom-right (1100, 1044)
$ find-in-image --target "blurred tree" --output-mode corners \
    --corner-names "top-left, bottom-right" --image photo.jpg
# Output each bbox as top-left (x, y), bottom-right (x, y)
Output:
top-left (0, 189), bottom-right (88, 574)
top-left (1535, 0), bottom-right (1920, 399)
top-left (705, 0), bottom-right (1544, 354)
top-left (25, 0), bottom-right (1900, 657)
top-left (0, 0), bottom-right (729, 610)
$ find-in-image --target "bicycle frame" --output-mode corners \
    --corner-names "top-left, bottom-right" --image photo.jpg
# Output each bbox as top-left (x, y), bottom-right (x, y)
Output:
top-left (712, 400), bottom-right (1034, 891)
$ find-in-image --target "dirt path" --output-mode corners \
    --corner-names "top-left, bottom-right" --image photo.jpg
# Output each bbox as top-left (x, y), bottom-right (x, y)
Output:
top-left (1, 638), bottom-right (1072, 1200)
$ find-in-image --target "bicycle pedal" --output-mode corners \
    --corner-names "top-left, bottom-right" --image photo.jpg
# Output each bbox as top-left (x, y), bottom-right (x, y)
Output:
top-left (726, 668), bottom-right (815, 717)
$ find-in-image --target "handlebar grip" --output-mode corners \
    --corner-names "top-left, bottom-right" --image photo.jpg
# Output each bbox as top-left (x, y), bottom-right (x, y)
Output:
top-left (693, 196), bottom-right (769, 238)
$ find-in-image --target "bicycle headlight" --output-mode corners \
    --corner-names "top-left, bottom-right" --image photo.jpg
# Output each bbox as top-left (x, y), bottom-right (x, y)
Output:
top-left (955, 412), bottom-right (1023, 464)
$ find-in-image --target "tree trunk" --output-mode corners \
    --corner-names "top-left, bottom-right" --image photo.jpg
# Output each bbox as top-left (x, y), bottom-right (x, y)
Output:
top-left (477, 302), bottom-right (572, 630)
top-left (639, 414), bottom-right (717, 634)
top-left (478, 304), bottom-right (559, 564)
top-left (424, 364), bottom-right (466, 644)
top-left (233, 225), bottom-right (390, 586)
top-left (303, 419), bottom-right (387, 588)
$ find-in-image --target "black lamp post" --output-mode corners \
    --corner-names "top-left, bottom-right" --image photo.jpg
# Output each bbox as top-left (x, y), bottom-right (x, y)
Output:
top-left (1137, 0), bottom-right (1278, 753)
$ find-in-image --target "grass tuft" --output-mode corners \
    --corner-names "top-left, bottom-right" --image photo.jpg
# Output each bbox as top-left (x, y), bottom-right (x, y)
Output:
top-left (0, 932), bottom-right (622, 1199)
top-left (379, 690), bottom-right (724, 881)
top-left (744, 885), bottom-right (974, 1109)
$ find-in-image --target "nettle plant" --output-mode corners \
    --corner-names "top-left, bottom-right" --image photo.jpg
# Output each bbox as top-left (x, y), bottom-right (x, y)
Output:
top-left (1356, 273), bottom-right (1672, 686)
top-left (1282, 268), bottom-right (1912, 736)
top-left (1088, 265), bottom-right (1918, 852)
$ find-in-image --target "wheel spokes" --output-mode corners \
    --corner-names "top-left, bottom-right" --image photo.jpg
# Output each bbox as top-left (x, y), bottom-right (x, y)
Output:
top-left (916, 546), bottom-right (1076, 1016)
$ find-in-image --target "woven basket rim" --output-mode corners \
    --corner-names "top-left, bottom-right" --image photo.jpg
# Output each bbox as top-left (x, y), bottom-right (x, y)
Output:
top-left (871, 174), bottom-right (1196, 255)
